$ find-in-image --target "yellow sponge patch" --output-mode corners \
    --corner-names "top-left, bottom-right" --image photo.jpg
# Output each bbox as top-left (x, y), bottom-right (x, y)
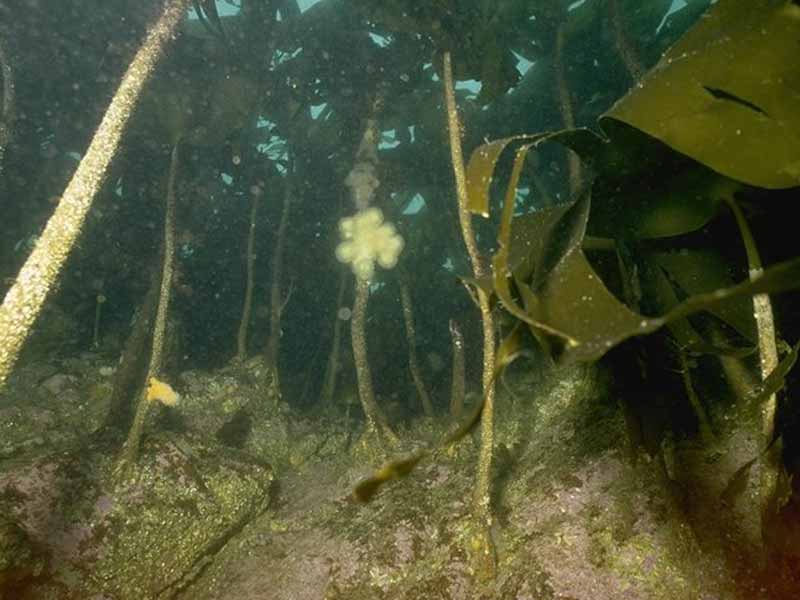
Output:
top-left (146, 376), bottom-right (179, 406)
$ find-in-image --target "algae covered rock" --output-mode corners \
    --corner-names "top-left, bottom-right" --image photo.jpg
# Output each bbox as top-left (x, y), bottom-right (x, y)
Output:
top-left (0, 356), bottom-right (114, 459)
top-left (0, 514), bottom-right (45, 591)
top-left (0, 436), bottom-right (274, 599)
top-left (169, 364), bottom-right (737, 600)
top-left (178, 356), bottom-right (292, 461)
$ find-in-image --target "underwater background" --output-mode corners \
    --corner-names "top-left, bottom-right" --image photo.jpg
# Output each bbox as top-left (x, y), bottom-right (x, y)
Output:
top-left (1, 0), bottom-right (800, 598)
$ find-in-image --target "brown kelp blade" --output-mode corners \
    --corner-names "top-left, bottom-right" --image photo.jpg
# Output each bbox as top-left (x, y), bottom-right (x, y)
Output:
top-left (353, 453), bottom-right (426, 503)
top-left (352, 396), bottom-right (485, 503)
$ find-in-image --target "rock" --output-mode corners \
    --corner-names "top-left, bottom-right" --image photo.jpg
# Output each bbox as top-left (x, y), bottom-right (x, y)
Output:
top-left (170, 365), bottom-right (741, 600)
top-left (0, 514), bottom-right (45, 590)
top-left (0, 437), bottom-right (274, 599)
top-left (40, 373), bottom-right (78, 396)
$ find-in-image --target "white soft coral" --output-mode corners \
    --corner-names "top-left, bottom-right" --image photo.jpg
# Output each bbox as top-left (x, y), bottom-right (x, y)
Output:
top-left (335, 207), bottom-right (404, 281)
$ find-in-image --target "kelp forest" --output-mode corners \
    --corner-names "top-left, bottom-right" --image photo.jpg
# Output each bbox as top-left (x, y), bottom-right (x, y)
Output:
top-left (1, 0), bottom-right (799, 598)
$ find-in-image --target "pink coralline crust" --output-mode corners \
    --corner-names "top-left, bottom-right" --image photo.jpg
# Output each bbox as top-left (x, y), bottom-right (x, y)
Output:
top-left (0, 460), bottom-right (60, 541)
top-left (0, 457), bottom-right (101, 564)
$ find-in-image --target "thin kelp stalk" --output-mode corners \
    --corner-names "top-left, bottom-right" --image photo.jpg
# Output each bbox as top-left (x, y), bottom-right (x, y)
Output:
top-left (345, 101), bottom-right (399, 446)
top-left (449, 319), bottom-right (466, 418)
top-left (103, 266), bottom-right (161, 434)
top-left (236, 189), bottom-right (260, 361)
top-left (0, 0), bottom-right (190, 389)
top-left (92, 293), bottom-right (107, 349)
top-left (298, 339), bottom-right (324, 406)
top-left (264, 168), bottom-right (293, 398)
top-left (115, 142), bottom-right (179, 476)
top-left (442, 50), bottom-right (498, 581)
top-left (724, 196), bottom-right (779, 433)
top-left (399, 277), bottom-right (433, 417)
top-left (352, 278), bottom-right (399, 444)
top-left (0, 32), bottom-right (14, 177)
top-left (321, 269), bottom-right (348, 408)
top-left (608, 0), bottom-right (644, 81)
top-left (675, 346), bottom-right (714, 443)
top-left (553, 22), bottom-right (582, 196)
top-left (723, 194), bottom-right (783, 541)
